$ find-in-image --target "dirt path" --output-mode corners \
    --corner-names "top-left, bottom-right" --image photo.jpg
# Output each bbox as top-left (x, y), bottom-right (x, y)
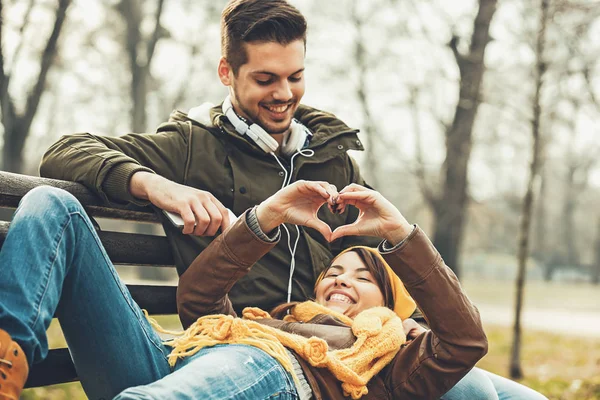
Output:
top-left (475, 303), bottom-right (600, 338)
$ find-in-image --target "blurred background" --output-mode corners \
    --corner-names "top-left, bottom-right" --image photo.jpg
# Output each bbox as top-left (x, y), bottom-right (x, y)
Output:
top-left (1, 0), bottom-right (599, 398)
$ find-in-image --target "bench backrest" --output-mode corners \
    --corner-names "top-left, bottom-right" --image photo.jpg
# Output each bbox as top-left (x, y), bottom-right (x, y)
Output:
top-left (0, 171), bottom-right (177, 387)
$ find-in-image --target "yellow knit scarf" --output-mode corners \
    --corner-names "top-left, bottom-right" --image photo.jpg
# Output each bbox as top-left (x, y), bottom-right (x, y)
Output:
top-left (148, 301), bottom-right (405, 399)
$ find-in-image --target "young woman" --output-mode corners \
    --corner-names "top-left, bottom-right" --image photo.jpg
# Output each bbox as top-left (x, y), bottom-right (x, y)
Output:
top-left (114, 180), bottom-right (496, 399)
top-left (0, 182), bottom-right (544, 399)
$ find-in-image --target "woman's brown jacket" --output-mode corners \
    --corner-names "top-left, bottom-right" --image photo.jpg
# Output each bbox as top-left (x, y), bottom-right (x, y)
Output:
top-left (177, 212), bottom-right (488, 400)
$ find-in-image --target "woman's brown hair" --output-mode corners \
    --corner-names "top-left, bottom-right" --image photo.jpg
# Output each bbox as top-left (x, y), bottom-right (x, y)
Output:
top-left (270, 248), bottom-right (395, 319)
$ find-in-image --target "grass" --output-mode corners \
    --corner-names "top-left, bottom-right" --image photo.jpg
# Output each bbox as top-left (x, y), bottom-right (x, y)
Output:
top-left (21, 318), bottom-right (600, 400)
top-left (478, 324), bottom-right (600, 400)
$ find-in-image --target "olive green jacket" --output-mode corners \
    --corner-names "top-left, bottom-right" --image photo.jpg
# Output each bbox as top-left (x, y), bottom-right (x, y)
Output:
top-left (40, 103), bottom-right (380, 313)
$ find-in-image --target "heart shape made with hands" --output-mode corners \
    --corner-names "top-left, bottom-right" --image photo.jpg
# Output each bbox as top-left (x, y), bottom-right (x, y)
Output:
top-left (267, 181), bottom-right (410, 244)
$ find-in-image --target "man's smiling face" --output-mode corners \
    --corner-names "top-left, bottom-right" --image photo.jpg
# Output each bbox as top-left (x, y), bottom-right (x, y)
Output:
top-left (218, 39), bottom-right (305, 134)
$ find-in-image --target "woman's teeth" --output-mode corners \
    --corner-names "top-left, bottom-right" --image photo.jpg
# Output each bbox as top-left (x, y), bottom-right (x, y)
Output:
top-left (329, 293), bottom-right (354, 304)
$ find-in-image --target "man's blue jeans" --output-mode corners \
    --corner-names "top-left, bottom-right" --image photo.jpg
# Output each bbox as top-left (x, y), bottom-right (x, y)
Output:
top-left (115, 344), bottom-right (299, 400)
top-left (442, 367), bottom-right (549, 400)
top-left (0, 187), bottom-right (297, 400)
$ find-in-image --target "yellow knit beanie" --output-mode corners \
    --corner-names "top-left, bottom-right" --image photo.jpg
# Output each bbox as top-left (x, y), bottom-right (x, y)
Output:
top-left (316, 246), bottom-right (416, 320)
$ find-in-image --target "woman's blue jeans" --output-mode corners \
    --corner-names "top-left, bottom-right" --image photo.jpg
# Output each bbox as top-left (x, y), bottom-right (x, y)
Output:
top-left (0, 187), bottom-right (297, 400)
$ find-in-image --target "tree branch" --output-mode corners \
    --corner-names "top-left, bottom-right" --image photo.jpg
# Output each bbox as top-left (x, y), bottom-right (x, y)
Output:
top-left (448, 34), bottom-right (463, 67)
top-left (408, 86), bottom-right (439, 208)
top-left (9, 0), bottom-right (35, 75)
top-left (21, 0), bottom-right (71, 137)
top-left (146, 0), bottom-right (165, 67)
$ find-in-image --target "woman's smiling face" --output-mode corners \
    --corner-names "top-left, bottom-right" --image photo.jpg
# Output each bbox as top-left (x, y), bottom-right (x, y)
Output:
top-left (314, 251), bottom-right (385, 318)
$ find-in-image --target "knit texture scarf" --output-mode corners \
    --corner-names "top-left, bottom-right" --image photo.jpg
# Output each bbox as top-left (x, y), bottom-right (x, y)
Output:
top-left (149, 301), bottom-right (405, 399)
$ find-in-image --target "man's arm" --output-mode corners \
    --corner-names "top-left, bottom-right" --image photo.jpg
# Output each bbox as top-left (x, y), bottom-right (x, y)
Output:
top-left (40, 129), bottom-right (188, 204)
top-left (40, 125), bottom-right (230, 235)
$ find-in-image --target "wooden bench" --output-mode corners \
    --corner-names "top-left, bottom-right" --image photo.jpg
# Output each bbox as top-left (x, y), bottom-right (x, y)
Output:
top-left (0, 170), bottom-right (177, 388)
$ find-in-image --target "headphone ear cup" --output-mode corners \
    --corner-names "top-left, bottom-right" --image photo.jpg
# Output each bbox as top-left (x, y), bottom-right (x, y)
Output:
top-left (222, 95), bottom-right (279, 154)
top-left (248, 123), bottom-right (279, 153)
top-left (281, 120), bottom-right (308, 157)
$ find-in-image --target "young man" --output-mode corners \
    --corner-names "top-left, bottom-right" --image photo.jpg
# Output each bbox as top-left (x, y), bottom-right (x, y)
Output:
top-left (1, 0), bottom-right (377, 398)
top-left (39, 0), bottom-right (379, 315)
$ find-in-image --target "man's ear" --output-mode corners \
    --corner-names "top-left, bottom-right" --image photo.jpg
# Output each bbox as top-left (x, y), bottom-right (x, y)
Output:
top-left (218, 57), bottom-right (232, 86)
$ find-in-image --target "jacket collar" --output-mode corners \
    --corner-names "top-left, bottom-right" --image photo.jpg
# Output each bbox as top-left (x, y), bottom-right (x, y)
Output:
top-left (169, 103), bottom-right (365, 156)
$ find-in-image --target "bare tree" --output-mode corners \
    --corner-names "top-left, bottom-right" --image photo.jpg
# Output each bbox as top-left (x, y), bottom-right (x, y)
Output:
top-left (349, 0), bottom-right (380, 188)
top-left (430, 0), bottom-right (498, 276)
top-left (117, 0), bottom-right (166, 132)
top-left (510, 0), bottom-right (549, 380)
top-left (593, 216), bottom-right (600, 285)
top-left (0, 0), bottom-right (71, 172)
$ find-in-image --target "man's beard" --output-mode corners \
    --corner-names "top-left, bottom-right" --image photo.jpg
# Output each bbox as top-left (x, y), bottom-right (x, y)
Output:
top-left (232, 92), bottom-right (293, 134)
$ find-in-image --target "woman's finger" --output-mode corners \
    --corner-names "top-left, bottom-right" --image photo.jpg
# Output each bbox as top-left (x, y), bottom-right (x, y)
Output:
top-left (337, 191), bottom-right (377, 203)
top-left (339, 183), bottom-right (369, 194)
top-left (305, 218), bottom-right (333, 242)
top-left (330, 222), bottom-right (360, 241)
top-left (301, 181), bottom-right (331, 200)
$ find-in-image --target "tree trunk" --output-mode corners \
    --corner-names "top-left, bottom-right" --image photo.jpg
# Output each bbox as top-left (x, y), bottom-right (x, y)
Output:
top-left (510, 0), bottom-right (549, 380)
top-left (0, 0), bottom-right (71, 172)
top-left (592, 217), bottom-right (600, 285)
top-left (562, 166), bottom-right (579, 265)
top-left (532, 166), bottom-right (546, 258)
top-left (118, 0), bottom-right (164, 133)
top-left (432, 0), bottom-right (498, 275)
top-left (351, 0), bottom-right (380, 188)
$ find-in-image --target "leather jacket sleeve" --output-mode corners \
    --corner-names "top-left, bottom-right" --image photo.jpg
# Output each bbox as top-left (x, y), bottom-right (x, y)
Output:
top-left (380, 226), bottom-right (488, 399)
top-left (176, 210), bottom-right (278, 328)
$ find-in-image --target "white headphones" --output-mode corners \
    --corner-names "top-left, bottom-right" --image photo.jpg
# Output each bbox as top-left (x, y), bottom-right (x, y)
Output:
top-left (222, 95), bottom-right (311, 157)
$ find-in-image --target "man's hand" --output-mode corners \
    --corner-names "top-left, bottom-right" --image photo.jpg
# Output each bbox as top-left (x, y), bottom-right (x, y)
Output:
top-left (130, 171), bottom-right (231, 236)
top-left (330, 184), bottom-right (412, 244)
top-left (256, 180), bottom-right (337, 240)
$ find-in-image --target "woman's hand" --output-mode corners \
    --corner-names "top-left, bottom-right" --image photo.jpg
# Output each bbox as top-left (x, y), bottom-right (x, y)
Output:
top-left (330, 184), bottom-right (412, 245)
top-left (256, 180), bottom-right (338, 240)
top-left (402, 318), bottom-right (427, 340)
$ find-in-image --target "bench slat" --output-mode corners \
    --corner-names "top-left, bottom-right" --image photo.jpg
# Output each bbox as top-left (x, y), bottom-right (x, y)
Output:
top-left (25, 348), bottom-right (77, 388)
top-left (0, 171), bottom-right (158, 222)
top-left (0, 221), bottom-right (174, 266)
top-left (129, 284), bottom-right (178, 315)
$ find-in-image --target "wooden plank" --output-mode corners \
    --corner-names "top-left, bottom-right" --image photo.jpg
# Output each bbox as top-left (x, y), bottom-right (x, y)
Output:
top-left (0, 221), bottom-right (175, 266)
top-left (25, 348), bottom-right (77, 388)
top-left (130, 284), bottom-right (178, 315)
top-left (0, 171), bottom-right (159, 222)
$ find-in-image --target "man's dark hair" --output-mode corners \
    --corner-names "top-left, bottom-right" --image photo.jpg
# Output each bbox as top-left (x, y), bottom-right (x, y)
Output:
top-left (221, 0), bottom-right (308, 75)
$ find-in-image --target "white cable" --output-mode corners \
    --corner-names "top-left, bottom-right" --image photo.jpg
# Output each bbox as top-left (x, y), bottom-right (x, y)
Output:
top-left (270, 148), bottom-right (315, 303)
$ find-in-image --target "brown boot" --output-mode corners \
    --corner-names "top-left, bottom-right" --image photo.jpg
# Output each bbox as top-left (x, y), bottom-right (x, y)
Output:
top-left (0, 329), bottom-right (29, 400)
